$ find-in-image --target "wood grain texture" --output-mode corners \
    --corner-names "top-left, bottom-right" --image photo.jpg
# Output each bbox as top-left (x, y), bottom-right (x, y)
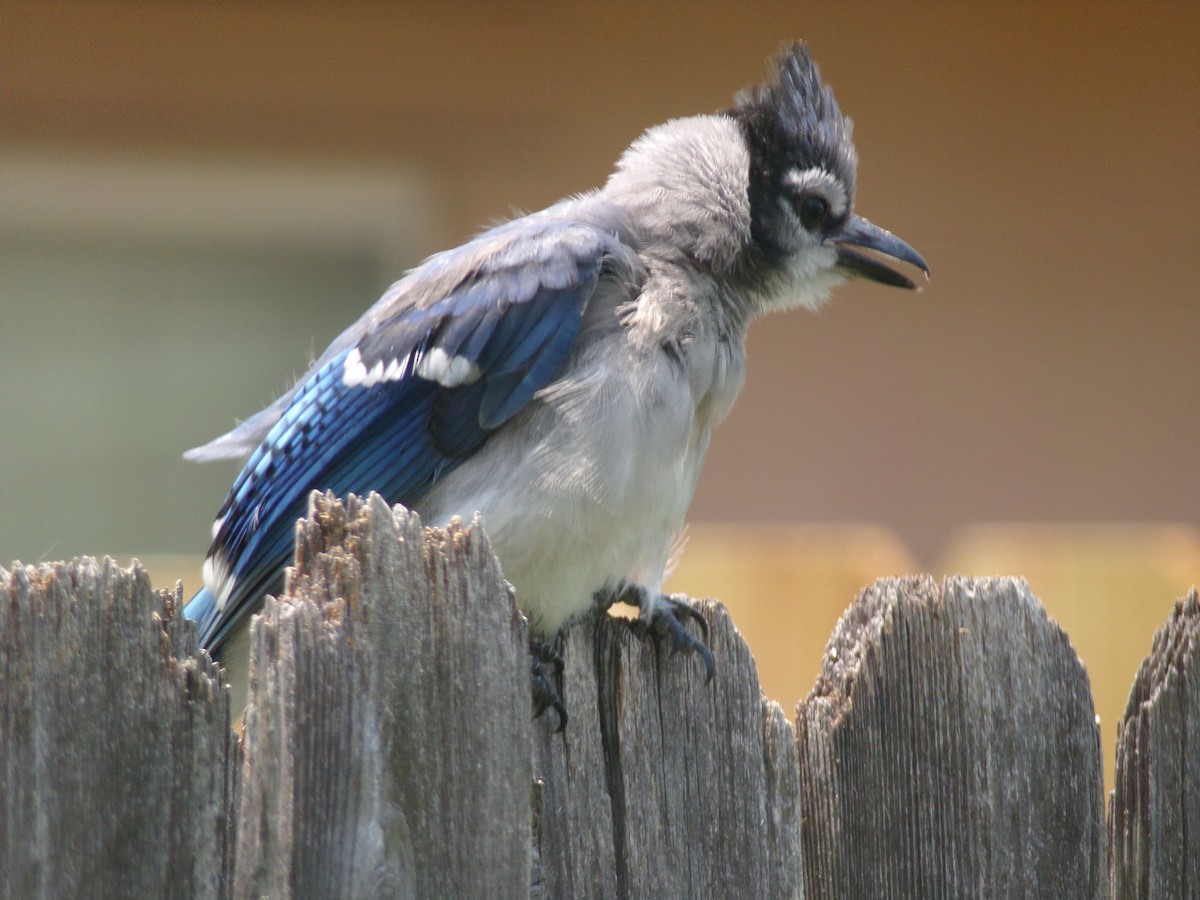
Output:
top-left (796, 575), bottom-right (1106, 899)
top-left (1109, 588), bottom-right (1199, 899)
top-left (233, 491), bottom-right (532, 900)
top-left (0, 558), bottom-right (233, 899)
top-left (531, 599), bottom-right (805, 900)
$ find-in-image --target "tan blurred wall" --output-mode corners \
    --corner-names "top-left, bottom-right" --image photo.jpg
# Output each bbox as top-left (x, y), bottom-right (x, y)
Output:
top-left (7, 1), bottom-right (1195, 556)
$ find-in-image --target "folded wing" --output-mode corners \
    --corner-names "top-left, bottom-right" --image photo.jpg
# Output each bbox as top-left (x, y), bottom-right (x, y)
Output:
top-left (187, 218), bottom-right (630, 653)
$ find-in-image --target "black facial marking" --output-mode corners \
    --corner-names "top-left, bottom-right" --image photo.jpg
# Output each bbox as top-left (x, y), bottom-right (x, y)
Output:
top-left (725, 44), bottom-right (858, 261)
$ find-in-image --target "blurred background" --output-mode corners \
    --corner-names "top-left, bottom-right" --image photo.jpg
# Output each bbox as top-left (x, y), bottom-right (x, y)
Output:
top-left (3, 2), bottom-right (1197, 788)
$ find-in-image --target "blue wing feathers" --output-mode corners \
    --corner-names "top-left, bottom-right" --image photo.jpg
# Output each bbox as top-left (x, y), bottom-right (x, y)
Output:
top-left (479, 307), bottom-right (585, 427)
top-left (189, 220), bottom-right (620, 654)
top-left (194, 373), bottom-right (442, 651)
top-left (430, 378), bottom-right (491, 459)
top-left (436, 304), bottom-right (501, 360)
top-left (186, 586), bottom-right (218, 645)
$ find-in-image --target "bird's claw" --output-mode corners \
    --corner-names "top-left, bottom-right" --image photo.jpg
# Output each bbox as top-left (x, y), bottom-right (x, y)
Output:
top-left (530, 640), bottom-right (568, 731)
top-left (612, 583), bottom-right (715, 683)
top-left (645, 598), bottom-right (716, 684)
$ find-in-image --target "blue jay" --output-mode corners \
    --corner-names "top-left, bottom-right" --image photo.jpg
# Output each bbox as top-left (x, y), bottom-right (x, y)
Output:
top-left (185, 43), bottom-right (927, 725)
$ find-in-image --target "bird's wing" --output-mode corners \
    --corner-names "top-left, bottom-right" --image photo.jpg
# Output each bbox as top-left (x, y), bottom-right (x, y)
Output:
top-left (187, 218), bottom-right (631, 652)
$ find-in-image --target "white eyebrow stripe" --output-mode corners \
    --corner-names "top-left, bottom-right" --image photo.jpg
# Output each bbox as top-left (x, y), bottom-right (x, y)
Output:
top-left (784, 166), bottom-right (849, 218)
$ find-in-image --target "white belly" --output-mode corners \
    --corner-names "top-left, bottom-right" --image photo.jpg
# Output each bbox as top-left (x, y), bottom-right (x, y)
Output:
top-left (418, 336), bottom-right (738, 635)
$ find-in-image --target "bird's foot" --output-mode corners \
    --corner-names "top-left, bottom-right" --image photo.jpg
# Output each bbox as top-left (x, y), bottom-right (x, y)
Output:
top-left (530, 639), bottom-right (568, 732)
top-left (608, 582), bottom-right (715, 683)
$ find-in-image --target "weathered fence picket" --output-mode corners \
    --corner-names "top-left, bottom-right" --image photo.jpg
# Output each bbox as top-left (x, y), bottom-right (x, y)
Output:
top-left (1108, 588), bottom-right (1199, 899)
top-left (1, 492), bottom-right (1196, 899)
top-left (797, 575), bottom-right (1107, 897)
top-left (234, 494), bottom-right (532, 898)
top-left (0, 560), bottom-right (234, 898)
top-left (529, 578), bottom-right (803, 899)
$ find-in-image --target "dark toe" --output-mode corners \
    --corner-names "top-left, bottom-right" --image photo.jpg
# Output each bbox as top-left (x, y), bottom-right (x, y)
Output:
top-left (645, 596), bottom-right (716, 684)
top-left (530, 640), bottom-right (568, 731)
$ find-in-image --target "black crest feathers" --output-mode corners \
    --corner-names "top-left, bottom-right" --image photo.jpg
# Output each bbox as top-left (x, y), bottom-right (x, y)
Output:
top-left (728, 43), bottom-right (859, 257)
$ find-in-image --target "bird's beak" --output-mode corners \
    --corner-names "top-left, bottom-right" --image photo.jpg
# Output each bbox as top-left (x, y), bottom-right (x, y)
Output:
top-left (833, 215), bottom-right (930, 290)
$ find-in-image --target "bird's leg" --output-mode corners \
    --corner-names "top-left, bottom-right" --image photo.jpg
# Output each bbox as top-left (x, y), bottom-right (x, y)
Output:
top-left (601, 580), bottom-right (715, 683)
top-left (529, 639), bottom-right (568, 732)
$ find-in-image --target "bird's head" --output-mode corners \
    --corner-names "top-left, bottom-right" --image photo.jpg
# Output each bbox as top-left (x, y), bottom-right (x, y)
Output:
top-left (729, 43), bottom-right (928, 312)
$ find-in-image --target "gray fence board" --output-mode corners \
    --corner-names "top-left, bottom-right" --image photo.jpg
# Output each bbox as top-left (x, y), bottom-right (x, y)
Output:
top-left (0, 559), bottom-right (233, 899)
top-left (1109, 588), bottom-right (1199, 899)
top-left (234, 492), bottom-right (531, 899)
top-left (530, 599), bottom-right (804, 900)
top-left (796, 575), bottom-right (1107, 899)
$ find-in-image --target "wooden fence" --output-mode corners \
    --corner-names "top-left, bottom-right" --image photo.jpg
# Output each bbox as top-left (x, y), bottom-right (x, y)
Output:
top-left (1, 492), bottom-right (1196, 899)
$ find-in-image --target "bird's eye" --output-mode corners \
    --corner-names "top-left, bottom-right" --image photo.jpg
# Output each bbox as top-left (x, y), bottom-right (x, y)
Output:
top-left (795, 194), bottom-right (830, 231)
